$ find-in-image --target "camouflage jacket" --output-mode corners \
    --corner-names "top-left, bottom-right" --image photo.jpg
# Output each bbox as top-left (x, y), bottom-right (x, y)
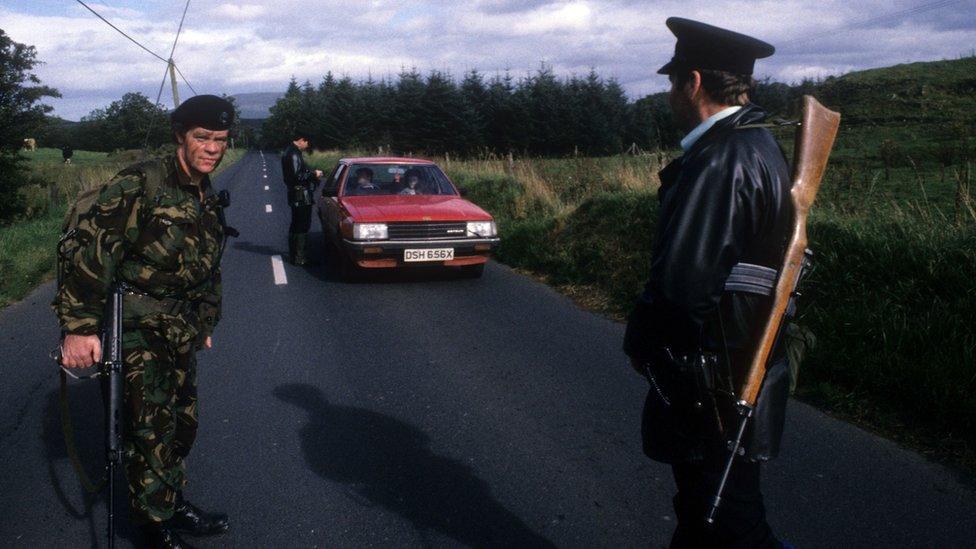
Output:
top-left (54, 155), bottom-right (224, 346)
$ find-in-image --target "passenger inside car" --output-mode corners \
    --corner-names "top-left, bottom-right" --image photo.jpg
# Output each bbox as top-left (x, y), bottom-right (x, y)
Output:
top-left (398, 168), bottom-right (423, 195)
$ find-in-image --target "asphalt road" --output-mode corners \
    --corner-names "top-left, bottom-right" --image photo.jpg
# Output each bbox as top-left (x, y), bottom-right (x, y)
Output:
top-left (2, 151), bottom-right (975, 548)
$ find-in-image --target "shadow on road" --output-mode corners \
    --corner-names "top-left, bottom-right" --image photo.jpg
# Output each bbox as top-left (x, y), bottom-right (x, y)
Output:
top-left (274, 383), bottom-right (555, 547)
top-left (43, 383), bottom-right (133, 548)
top-left (230, 240), bottom-right (285, 258)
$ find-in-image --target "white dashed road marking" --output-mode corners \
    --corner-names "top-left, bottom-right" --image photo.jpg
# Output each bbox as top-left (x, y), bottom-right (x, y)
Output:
top-left (271, 255), bottom-right (288, 285)
top-left (265, 204), bottom-right (273, 213)
top-left (264, 186), bottom-right (269, 190)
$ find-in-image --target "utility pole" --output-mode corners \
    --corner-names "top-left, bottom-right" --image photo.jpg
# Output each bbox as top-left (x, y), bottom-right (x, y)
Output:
top-left (168, 59), bottom-right (180, 108)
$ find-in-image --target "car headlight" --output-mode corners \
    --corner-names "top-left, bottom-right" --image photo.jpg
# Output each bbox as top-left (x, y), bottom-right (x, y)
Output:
top-left (467, 221), bottom-right (497, 237)
top-left (352, 223), bottom-right (388, 240)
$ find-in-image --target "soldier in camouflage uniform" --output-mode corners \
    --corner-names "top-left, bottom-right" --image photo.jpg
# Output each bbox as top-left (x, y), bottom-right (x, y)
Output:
top-left (55, 95), bottom-right (235, 549)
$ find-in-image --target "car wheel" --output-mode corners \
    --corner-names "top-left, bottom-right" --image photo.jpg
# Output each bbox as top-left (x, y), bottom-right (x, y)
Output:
top-left (459, 263), bottom-right (485, 279)
top-left (338, 250), bottom-right (359, 282)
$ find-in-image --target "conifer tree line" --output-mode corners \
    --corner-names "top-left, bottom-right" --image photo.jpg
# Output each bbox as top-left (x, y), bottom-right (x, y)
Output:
top-left (261, 65), bottom-right (684, 157)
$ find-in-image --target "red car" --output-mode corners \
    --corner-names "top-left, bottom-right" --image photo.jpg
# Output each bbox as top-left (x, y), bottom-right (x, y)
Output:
top-left (316, 157), bottom-right (499, 279)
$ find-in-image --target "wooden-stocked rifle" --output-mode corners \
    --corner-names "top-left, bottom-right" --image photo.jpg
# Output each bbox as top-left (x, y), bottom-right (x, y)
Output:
top-left (706, 95), bottom-right (841, 524)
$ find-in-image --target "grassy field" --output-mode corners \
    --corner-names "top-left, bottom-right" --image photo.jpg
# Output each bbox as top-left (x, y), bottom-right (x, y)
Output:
top-left (0, 147), bottom-right (245, 307)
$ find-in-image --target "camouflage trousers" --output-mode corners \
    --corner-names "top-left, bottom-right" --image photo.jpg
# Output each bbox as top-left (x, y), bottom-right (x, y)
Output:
top-left (122, 327), bottom-right (198, 525)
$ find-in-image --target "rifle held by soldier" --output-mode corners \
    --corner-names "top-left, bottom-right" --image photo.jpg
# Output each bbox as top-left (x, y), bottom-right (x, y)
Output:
top-left (55, 285), bottom-right (124, 549)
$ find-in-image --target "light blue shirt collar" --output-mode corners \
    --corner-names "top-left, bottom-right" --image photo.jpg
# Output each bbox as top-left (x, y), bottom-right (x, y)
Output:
top-left (679, 105), bottom-right (743, 152)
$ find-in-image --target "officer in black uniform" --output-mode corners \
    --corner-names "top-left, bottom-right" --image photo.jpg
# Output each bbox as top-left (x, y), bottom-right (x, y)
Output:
top-left (624, 18), bottom-right (794, 548)
top-left (280, 132), bottom-right (322, 265)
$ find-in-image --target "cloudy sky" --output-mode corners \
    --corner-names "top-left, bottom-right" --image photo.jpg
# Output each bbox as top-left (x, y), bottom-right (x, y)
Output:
top-left (2, 0), bottom-right (974, 120)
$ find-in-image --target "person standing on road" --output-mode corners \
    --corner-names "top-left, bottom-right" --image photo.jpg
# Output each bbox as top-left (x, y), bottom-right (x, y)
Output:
top-left (54, 95), bottom-right (235, 549)
top-left (623, 18), bottom-right (794, 548)
top-left (61, 144), bottom-right (73, 164)
top-left (281, 132), bottom-right (322, 265)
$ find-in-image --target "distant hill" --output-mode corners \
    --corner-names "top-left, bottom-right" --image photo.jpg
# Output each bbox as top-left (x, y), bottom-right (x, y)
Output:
top-left (818, 56), bottom-right (976, 126)
top-left (230, 92), bottom-right (283, 119)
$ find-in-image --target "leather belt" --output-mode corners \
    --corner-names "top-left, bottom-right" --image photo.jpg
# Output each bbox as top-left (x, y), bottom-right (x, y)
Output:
top-left (117, 281), bottom-right (195, 316)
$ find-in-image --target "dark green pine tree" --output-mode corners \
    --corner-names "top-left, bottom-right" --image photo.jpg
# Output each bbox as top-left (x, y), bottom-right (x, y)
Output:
top-left (460, 70), bottom-right (488, 154)
top-left (262, 78), bottom-right (304, 149)
top-left (328, 76), bottom-right (358, 149)
top-left (392, 67), bottom-right (425, 153)
top-left (417, 70), bottom-right (470, 154)
top-left (523, 64), bottom-right (573, 155)
top-left (484, 71), bottom-right (525, 154)
top-left (352, 74), bottom-right (390, 151)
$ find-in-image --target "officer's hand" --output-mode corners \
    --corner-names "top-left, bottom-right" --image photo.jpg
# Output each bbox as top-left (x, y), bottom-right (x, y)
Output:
top-left (61, 334), bottom-right (102, 369)
top-left (314, 170), bottom-right (323, 178)
top-left (203, 336), bottom-right (212, 349)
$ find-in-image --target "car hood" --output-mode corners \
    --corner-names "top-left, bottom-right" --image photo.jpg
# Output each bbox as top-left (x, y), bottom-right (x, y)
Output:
top-left (340, 195), bottom-right (493, 222)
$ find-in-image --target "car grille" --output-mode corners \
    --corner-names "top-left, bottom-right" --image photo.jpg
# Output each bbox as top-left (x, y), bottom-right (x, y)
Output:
top-left (387, 222), bottom-right (468, 240)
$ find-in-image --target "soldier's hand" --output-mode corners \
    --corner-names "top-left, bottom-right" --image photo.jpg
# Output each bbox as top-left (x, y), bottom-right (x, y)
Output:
top-left (61, 334), bottom-right (102, 369)
top-left (314, 169), bottom-right (323, 178)
top-left (203, 336), bottom-right (213, 349)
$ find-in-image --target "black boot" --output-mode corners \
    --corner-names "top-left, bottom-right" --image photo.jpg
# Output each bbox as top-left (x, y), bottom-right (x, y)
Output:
top-left (288, 233), bottom-right (298, 264)
top-left (168, 492), bottom-right (229, 537)
top-left (293, 233), bottom-right (308, 266)
top-left (140, 522), bottom-right (192, 549)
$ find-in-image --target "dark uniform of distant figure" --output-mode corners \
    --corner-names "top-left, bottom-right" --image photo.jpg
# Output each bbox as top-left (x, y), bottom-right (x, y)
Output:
top-left (623, 18), bottom-right (794, 548)
top-left (61, 144), bottom-right (73, 164)
top-left (281, 134), bottom-right (321, 265)
top-left (55, 95), bottom-right (236, 549)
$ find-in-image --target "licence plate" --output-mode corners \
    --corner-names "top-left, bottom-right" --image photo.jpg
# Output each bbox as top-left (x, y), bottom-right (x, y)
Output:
top-left (404, 248), bottom-right (454, 262)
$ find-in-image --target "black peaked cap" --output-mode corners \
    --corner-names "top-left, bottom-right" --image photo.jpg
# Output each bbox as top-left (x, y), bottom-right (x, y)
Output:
top-left (658, 17), bottom-right (775, 76)
top-left (171, 94), bottom-right (235, 131)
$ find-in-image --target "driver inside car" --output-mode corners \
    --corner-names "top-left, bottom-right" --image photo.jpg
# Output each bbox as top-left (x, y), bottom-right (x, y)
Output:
top-left (350, 167), bottom-right (380, 195)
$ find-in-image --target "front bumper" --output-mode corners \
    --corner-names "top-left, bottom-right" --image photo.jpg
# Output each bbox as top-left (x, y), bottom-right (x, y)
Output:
top-left (341, 237), bottom-right (500, 268)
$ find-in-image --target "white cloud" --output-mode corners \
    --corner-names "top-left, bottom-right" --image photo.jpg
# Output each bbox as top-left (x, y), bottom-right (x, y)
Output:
top-left (210, 3), bottom-right (268, 22)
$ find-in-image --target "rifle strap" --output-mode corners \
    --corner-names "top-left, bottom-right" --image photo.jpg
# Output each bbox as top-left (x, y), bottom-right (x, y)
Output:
top-left (736, 118), bottom-right (799, 130)
top-left (59, 369), bottom-right (107, 494)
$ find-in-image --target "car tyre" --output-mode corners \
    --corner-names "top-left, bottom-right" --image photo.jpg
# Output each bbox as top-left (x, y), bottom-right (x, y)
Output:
top-left (338, 250), bottom-right (359, 282)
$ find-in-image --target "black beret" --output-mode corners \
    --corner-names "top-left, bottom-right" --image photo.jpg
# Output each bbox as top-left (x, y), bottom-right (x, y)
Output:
top-left (658, 17), bottom-right (775, 76)
top-left (171, 94), bottom-right (235, 131)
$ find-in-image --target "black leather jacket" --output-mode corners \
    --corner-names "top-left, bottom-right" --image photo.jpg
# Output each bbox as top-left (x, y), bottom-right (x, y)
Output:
top-left (625, 104), bottom-right (793, 358)
top-left (281, 143), bottom-right (317, 190)
top-left (624, 104), bottom-right (794, 463)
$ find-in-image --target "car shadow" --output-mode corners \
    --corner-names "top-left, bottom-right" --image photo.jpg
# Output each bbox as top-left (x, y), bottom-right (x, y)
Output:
top-left (42, 382), bottom-right (134, 548)
top-left (273, 383), bottom-right (555, 547)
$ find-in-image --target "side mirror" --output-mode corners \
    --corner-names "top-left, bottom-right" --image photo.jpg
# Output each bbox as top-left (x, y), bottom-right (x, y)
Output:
top-left (322, 185), bottom-right (338, 198)
top-left (458, 187), bottom-right (469, 197)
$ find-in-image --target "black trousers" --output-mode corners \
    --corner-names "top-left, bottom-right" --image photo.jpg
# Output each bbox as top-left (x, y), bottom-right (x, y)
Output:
top-left (289, 204), bottom-right (312, 234)
top-left (669, 457), bottom-right (780, 549)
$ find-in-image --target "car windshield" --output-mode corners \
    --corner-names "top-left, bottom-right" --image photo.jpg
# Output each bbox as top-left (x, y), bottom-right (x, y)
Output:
top-left (342, 164), bottom-right (457, 197)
